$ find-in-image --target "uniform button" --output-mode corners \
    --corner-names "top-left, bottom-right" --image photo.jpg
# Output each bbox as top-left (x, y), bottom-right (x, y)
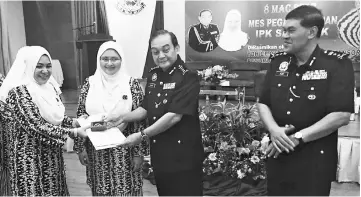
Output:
top-left (160, 82), bottom-right (163, 85)
top-left (155, 105), bottom-right (158, 108)
top-left (148, 91), bottom-right (151, 94)
top-left (178, 140), bottom-right (181, 144)
top-left (286, 111), bottom-right (291, 115)
top-left (153, 139), bottom-right (156, 143)
top-left (278, 84), bottom-right (281, 87)
top-left (311, 87), bottom-right (314, 91)
top-left (292, 86), bottom-right (296, 89)
top-left (165, 93), bottom-right (168, 96)
top-left (157, 93), bottom-right (161, 97)
top-left (296, 73), bottom-right (300, 77)
top-left (289, 98), bottom-right (293, 102)
top-left (320, 150), bottom-right (324, 154)
top-left (153, 117), bottom-right (156, 120)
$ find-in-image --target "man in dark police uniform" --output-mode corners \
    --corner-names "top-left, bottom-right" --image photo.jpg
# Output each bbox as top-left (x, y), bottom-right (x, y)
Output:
top-left (106, 30), bottom-right (204, 196)
top-left (188, 9), bottom-right (220, 52)
top-left (257, 5), bottom-right (354, 196)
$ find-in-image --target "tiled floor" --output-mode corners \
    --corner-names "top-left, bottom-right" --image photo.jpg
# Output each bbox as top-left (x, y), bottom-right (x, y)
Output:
top-left (61, 89), bottom-right (360, 196)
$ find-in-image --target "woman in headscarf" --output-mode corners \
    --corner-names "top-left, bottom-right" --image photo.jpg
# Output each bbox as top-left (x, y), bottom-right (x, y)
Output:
top-left (2, 46), bottom-right (88, 196)
top-left (0, 46), bottom-right (31, 196)
top-left (74, 41), bottom-right (149, 196)
top-left (218, 9), bottom-right (249, 52)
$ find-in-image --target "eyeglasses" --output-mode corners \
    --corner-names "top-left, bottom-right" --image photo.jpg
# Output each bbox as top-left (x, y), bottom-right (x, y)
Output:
top-left (100, 58), bottom-right (121, 63)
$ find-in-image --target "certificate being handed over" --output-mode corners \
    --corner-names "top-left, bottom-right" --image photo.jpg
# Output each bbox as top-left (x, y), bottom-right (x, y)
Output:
top-left (77, 114), bottom-right (126, 150)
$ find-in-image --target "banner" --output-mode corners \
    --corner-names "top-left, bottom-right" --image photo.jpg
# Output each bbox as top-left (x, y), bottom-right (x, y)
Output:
top-left (185, 0), bottom-right (359, 64)
top-left (105, 0), bottom-right (156, 78)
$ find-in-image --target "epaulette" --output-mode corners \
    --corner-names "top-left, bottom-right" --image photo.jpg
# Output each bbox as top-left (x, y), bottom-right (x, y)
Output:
top-left (269, 51), bottom-right (288, 60)
top-left (323, 50), bottom-right (350, 60)
top-left (177, 65), bottom-right (189, 75)
top-left (148, 66), bottom-right (160, 73)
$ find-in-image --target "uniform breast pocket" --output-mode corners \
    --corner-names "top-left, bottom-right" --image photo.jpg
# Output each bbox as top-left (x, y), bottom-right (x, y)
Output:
top-left (300, 80), bottom-right (328, 105)
top-left (270, 79), bottom-right (290, 103)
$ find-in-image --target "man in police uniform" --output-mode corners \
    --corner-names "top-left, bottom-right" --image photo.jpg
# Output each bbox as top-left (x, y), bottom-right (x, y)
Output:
top-left (257, 5), bottom-right (354, 196)
top-left (188, 9), bottom-right (220, 52)
top-left (105, 30), bottom-right (204, 196)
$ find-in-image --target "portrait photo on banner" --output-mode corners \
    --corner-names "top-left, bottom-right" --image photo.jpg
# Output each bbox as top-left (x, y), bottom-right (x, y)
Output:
top-left (185, 0), bottom-right (359, 67)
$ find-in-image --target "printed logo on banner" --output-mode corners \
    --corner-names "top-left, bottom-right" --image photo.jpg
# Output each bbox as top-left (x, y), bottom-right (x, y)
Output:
top-left (115, 0), bottom-right (146, 15)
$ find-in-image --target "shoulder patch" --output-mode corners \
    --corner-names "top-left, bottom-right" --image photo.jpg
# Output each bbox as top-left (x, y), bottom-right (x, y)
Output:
top-left (178, 65), bottom-right (189, 75)
top-left (269, 51), bottom-right (288, 60)
top-left (148, 66), bottom-right (160, 73)
top-left (323, 50), bottom-right (349, 60)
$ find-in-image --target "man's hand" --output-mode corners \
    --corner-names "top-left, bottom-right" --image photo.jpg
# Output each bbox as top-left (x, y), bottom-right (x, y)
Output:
top-left (119, 132), bottom-right (142, 147)
top-left (104, 116), bottom-right (124, 128)
top-left (270, 124), bottom-right (296, 153)
top-left (265, 143), bottom-right (281, 158)
top-left (77, 150), bottom-right (89, 166)
top-left (132, 156), bottom-right (144, 171)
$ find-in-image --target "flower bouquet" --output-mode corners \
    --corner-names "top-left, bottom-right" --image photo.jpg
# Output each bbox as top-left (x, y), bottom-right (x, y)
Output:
top-left (199, 100), bottom-right (269, 181)
top-left (197, 65), bottom-right (239, 84)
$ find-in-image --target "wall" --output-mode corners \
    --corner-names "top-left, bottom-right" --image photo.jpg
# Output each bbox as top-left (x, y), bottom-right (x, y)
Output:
top-left (104, 0), bottom-right (156, 78)
top-left (23, 1), bottom-right (78, 89)
top-left (164, 0), bottom-right (186, 60)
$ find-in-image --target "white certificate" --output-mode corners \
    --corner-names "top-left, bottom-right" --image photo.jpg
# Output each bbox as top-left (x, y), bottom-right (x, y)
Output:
top-left (77, 114), bottom-right (126, 150)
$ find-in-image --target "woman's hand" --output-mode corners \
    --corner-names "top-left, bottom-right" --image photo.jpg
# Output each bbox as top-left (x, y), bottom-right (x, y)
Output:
top-left (132, 156), bottom-right (144, 171)
top-left (72, 114), bottom-right (89, 128)
top-left (77, 150), bottom-right (89, 166)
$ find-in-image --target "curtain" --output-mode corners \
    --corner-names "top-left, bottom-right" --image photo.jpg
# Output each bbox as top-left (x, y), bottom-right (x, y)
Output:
top-left (97, 0), bottom-right (109, 35)
top-left (74, 0), bottom-right (97, 36)
top-left (0, 1), bottom-right (12, 75)
top-left (142, 0), bottom-right (164, 78)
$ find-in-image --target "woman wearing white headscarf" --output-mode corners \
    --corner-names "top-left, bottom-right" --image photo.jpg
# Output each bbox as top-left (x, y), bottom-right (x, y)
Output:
top-left (3, 46), bottom-right (88, 196)
top-left (218, 9), bottom-right (249, 52)
top-left (74, 41), bottom-right (148, 196)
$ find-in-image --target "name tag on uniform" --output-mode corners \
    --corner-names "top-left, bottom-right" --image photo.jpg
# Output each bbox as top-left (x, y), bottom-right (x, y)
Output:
top-left (148, 83), bottom-right (156, 88)
top-left (275, 71), bottom-right (289, 77)
top-left (210, 31), bottom-right (217, 34)
top-left (163, 83), bottom-right (175, 90)
top-left (302, 70), bottom-right (328, 81)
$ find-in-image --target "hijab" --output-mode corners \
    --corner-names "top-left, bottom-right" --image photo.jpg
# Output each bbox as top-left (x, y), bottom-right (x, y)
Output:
top-left (15, 46), bottom-right (64, 125)
top-left (85, 41), bottom-right (132, 129)
top-left (218, 9), bottom-right (249, 52)
top-left (0, 46), bottom-right (61, 102)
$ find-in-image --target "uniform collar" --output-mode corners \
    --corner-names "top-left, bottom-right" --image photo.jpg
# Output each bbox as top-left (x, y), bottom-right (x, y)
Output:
top-left (164, 55), bottom-right (184, 75)
top-left (199, 23), bottom-right (210, 30)
top-left (304, 44), bottom-right (321, 67)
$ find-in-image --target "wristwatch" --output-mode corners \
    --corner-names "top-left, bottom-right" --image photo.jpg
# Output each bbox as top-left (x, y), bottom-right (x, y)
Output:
top-left (294, 132), bottom-right (304, 147)
top-left (140, 130), bottom-right (149, 142)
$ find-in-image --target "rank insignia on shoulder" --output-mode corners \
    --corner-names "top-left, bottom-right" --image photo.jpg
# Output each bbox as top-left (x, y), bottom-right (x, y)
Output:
top-left (269, 51), bottom-right (288, 60)
top-left (149, 66), bottom-right (160, 73)
top-left (323, 50), bottom-right (349, 60)
top-left (178, 65), bottom-right (188, 75)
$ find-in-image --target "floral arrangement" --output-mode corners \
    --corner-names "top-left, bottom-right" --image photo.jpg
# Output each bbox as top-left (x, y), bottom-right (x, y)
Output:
top-left (200, 100), bottom-right (269, 181)
top-left (197, 65), bottom-right (239, 84)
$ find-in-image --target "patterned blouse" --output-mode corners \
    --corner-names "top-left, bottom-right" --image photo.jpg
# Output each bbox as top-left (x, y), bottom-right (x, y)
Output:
top-left (5, 85), bottom-right (74, 196)
top-left (74, 77), bottom-right (149, 196)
